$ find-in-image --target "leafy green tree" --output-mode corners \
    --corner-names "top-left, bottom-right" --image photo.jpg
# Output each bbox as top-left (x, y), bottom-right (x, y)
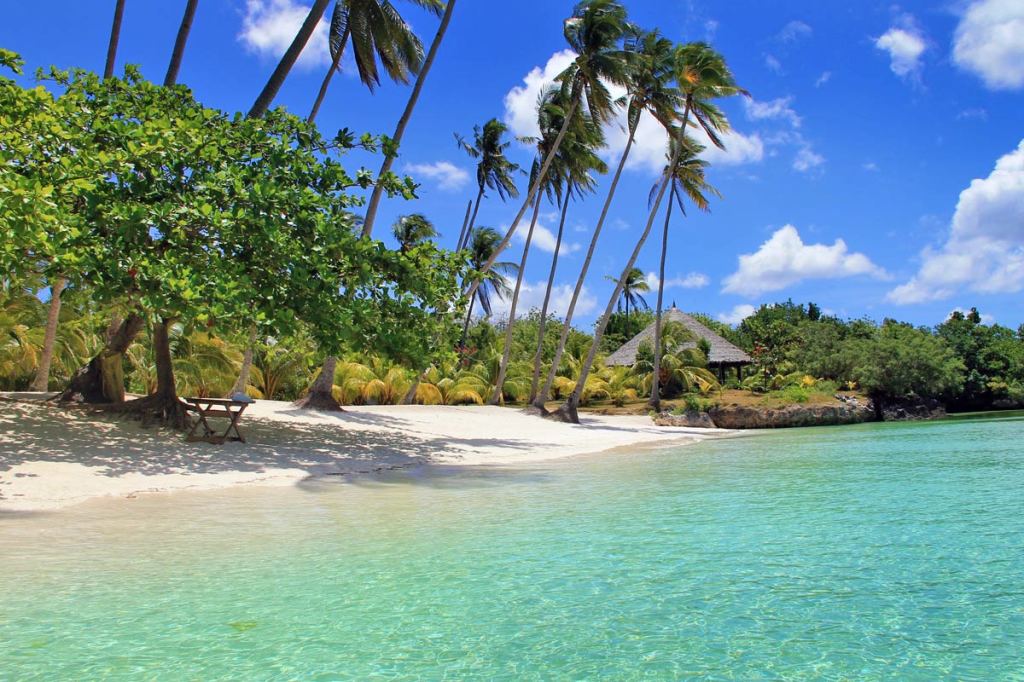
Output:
top-left (454, 118), bottom-right (521, 250)
top-left (847, 321), bottom-right (964, 401)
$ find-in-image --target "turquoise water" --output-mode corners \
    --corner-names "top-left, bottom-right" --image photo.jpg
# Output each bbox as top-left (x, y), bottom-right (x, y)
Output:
top-left (2, 413), bottom-right (1024, 680)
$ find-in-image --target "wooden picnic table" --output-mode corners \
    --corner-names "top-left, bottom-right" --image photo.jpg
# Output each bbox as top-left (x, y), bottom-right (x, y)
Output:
top-left (183, 397), bottom-right (250, 444)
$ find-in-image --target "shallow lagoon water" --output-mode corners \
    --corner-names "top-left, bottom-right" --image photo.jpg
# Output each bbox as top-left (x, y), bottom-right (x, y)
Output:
top-left (2, 412), bottom-right (1023, 680)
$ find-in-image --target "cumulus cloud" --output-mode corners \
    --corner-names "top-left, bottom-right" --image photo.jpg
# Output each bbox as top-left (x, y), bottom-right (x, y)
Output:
top-left (513, 222), bottom-right (580, 256)
top-left (489, 280), bottom-right (597, 320)
top-left (717, 304), bottom-right (756, 325)
top-left (875, 21), bottom-right (927, 81)
top-left (404, 161), bottom-right (470, 191)
top-left (777, 20), bottom-right (812, 43)
top-left (887, 140), bottom-right (1024, 304)
top-left (745, 97), bottom-right (802, 128)
top-left (238, 0), bottom-right (329, 68)
top-left (644, 272), bottom-right (710, 290)
top-left (723, 225), bottom-right (886, 296)
top-left (764, 54), bottom-right (783, 73)
top-left (503, 51), bottom-right (764, 177)
top-left (793, 146), bottom-right (825, 173)
top-left (953, 0), bottom-right (1024, 90)
top-left (815, 71), bottom-right (832, 87)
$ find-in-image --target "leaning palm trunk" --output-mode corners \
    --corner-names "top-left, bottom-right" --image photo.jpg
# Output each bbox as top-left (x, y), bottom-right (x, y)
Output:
top-left (535, 124), bottom-right (638, 410)
top-left (164, 0), bottom-right (199, 86)
top-left (296, 355), bottom-right (343, 411)
top-left (228, 325), bottom-right (257, 397)
top-left (490, 194), bottom-right (541, 404)
top-left (104, 0), bottom-right (126, 79)
top-left (29, 278), bottom-right (65, 392)
top-left (455, 197), bottom-right (474, 251)
top-left (529, 193), bottom-right (570, 405)
top-left (307, 26), bottom-right (350, 123)
top-left (553, 131), bottom-right (685, 424)
top-left (464, 93), bottom-right (580, 304)
top-left (459, 294), bottom-right (477, 350)
top-left (361, 0), bottom-right (457, 237)
top-left (248, 0), bottom-right (331, 119)
top-left (457, 188), bottom-right (484, 251)
top-left (648, 187), bottom-right (674, 412)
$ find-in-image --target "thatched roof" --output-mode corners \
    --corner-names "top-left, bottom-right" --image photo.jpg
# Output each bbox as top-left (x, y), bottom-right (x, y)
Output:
top-left (605, 307), bottom-right (752, 367)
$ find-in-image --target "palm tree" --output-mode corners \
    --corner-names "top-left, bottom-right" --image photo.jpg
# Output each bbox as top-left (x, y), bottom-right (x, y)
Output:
top-left (464, 0), bottom-right (632, 302)
top-left (538, 28), bottom-right (677, 411)
top-left (360, 0), bottom-right (458, 237)
top-left (104, 0), bottom-right (127, 79)
top-left (554, 42), bottom-right (746, 424)
top-left (307, 0), bottom-right (443, 123)
top-left (249, 0), bottom-right (332, 118)
top-left (392, 213), bottom-right (438, 251)
top-left (649, 138), bottom-right (719, 411)
top-left (460, 227), bottom-right (518, 351)
top-left (164, 0), bottom-right (200, 86)
top-left (606, 266), bottom-right (650, 334)
top-left (28, 279), bottom-right (65, 392)
top-left (454, 119), bottom-right (521, 250)
top-left (529, 89), bottom-right (606, 405)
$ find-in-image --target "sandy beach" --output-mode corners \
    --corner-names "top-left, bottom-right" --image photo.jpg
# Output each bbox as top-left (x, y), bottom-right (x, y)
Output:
top-left (0, 394), bottom-right (725, 511)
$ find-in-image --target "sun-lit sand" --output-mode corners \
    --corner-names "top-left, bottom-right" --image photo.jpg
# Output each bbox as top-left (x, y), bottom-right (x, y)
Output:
top-left (0, 394), bottom-right (726, 511)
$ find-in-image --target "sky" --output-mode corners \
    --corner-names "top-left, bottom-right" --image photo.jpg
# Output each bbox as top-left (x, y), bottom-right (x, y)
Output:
top-left (2, 0), bottom-right (1022, 330)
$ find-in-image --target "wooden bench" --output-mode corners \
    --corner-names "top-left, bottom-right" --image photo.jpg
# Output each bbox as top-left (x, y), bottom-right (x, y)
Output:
top-left (183, 397), bottom-right (250, 444)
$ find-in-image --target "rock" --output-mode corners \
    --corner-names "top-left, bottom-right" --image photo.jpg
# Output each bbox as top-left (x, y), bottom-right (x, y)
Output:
top-left (877, 396), bottom-right (945, 421)
top-left (707, 403), bottom-right (875, 429)
top-left (654, 410), bottom-right (717, 428)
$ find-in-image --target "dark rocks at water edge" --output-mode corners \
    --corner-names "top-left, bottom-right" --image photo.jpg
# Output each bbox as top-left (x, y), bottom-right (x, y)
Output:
top-left (877, 397), bottom-right (946, 421)
top-left (654, 402), bottom-right (875, 430)
top-left (653, 411), bottom-right (717, 428)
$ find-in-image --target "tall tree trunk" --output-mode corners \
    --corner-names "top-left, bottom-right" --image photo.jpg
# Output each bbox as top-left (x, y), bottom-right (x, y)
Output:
top-left (457, 188), bottom-right (483, 251)
top-left (30, 278), bottom-right (66, 392)
top-left (553, 123), bottom-right (688, 425)
top-left (307, 27), bottom-right (350, 124)
top-left (164, 0), bottom-right (199, 86)
top-left (60, 313), bottom-right (144, 403)
top-left (360, 0), bottom-right (457, 237)
top-left (649, 189), bottom-right (674, 412)
top-left (464, 93), bottom-right (580, 302)
top-left (401, 372), bottom-right (422, 405)
top-left (535, 124), bottom-right (637, 410)
top-left (459, 294), bottom-right (476, 350)
top-left (490, 193), bottom-right (541, 404)
top-left (248, 0), bottom-right (331, 119)
top-left (529, 193), bottom-right (570, 405)
top-left (229, 326), bottom-right (258, 398)
top-left (104, 0), bottom-right (126, 79)
top-left (296, 355), bottom-right (343, 411)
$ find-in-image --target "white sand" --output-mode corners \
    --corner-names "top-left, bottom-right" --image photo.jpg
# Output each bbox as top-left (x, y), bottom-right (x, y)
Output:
top-left (0, 394), bottom-right (726, 511)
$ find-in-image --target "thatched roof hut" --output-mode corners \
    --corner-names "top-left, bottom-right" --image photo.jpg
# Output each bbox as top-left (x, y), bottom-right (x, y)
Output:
top-left (605, 307), bottom-right (752, 375)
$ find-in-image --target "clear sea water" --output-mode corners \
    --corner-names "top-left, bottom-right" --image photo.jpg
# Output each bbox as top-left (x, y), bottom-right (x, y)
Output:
top-left (2, 412), bottom-right (1023, 680)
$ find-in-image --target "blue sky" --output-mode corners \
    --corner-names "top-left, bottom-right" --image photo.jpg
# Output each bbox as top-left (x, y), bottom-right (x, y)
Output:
top-left (3, 1), bottom-right (1022, 329)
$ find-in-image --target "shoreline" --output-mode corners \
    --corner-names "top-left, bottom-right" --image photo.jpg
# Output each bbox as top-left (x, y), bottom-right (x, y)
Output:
top-left (0, 394), bottom-right (730, 512)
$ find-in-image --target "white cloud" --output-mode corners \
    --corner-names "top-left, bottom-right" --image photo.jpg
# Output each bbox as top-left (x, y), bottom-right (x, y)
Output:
top-left (645, 272), bottom-right (710, 290)
top-left (875, 24), bottom-right (927, 80)
top-left (777, 20), bottom-right (812, 43)
top-left (404, 161), bottom-right (470, 191)
top-left (863, 161), bottom-right (880, 172)
top-left (953, 0), bottom-right (1024, 90)
top-left (888, 139), bottom-right (1024, 304)
top-left (957, 108), bottom-right (988, 121)
top-left (514, 222), bottom-right (580, 256)
top-left (504, 51), bottom-right (763, 177)
top-left (238, 0), bottom-right (329, 68)
top-left (793, 146), bottom-right (825, 173)
top-left (745, 96), bottom-right (801, 128)
top-left (490, 280), bottom-right (597, 320)
top-left (764, 54), bottom-right (783, 73)
top-left (723, 225), bottom-right (886, 296)
top-left (717, 304), bottom-right (756, 325)
top-left (815, 71), bottom-right (832, 87)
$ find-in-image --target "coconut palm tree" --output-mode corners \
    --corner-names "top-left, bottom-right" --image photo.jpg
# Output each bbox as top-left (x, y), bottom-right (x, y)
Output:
top-left (360, 0), bottom-right (458, 237)
top-left (649, 138), bottom-right (720, 411)
top-left (307, 0), bottom-right (444, 123)
top-left (392, 213), bottom-right (438, 251)
top-left (28, 279), bottom-right (65, 391)
top-left (554, 42), bottom-right (746, 424)
top-left (104, 0), bottom-right (127, 79)
top-left (460, 226), bottom-right (518, 351)
top-left (529, 88), bottom-right (606, 404)
top-left (454, 119), bottom-right (521, 250)
top-left (538, 28), bottom-right (677, 411)
top-left (164, 0), bottom-right (199, 86)
top-left (463, 0), bottom-right (632, 302)
top-left (606, 266), bottom-right (650, 334)
top-left (249, 0), bottom-right (332, 118)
